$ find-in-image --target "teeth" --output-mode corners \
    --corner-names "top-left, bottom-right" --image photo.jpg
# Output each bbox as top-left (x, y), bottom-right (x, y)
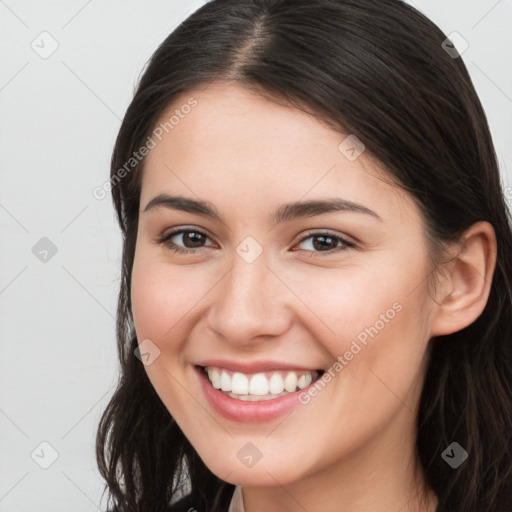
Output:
top-left (269, 373), bottom-right (285, 395)
top-left (210, 368), bottom-right (221, 389)
top-left (204, 366), bottom-right (319, 400)
top-left (220, 370), bottom-right (231, 392)
top-left (231, 372), bottom-right (249, 395)
top-left (249, 373), bottom-right (269, 395)
top-left (284, 372), bottom-right (298, 392)
top-left (298, 373), bottom-right (312, 389)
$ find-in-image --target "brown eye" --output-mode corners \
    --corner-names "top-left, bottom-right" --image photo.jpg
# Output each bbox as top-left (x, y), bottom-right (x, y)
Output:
top-left (155, 228), bottom-right (214, 254)
top-left (176, 230), bottom-right (207, 248)
top-left (295, 232), bottom-right (356, 255)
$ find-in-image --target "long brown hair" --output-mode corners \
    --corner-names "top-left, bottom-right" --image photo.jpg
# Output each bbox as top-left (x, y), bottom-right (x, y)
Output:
top-left (96, 1), bottom-right (512, 510)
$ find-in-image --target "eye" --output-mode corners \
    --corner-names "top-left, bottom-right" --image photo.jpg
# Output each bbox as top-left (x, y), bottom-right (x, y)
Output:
top-left (294, 231), bottom-right (356, 256)
top-left (154, 228), bottom-right (215, 255)
top-left (154, 228), bottom-right (356, 256)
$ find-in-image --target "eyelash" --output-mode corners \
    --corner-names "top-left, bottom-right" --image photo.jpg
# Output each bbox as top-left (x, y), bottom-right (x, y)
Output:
top-left (154, 228), bottom-right (356, 256)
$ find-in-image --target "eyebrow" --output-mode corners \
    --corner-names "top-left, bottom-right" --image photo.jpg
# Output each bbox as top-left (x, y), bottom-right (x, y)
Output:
top-left (142, 194), bottom-right (383, 224)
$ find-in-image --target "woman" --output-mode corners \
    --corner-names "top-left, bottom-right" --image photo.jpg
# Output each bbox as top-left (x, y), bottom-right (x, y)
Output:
top-left (96, 1), bottom-right (512, 511)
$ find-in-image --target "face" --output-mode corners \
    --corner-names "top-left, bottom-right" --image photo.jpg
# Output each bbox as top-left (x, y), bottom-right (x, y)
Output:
top-left (131, 81), bottom-right (437, 488)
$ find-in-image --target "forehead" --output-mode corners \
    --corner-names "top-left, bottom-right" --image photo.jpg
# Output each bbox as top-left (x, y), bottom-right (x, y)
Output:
top-left (140, 81), bottom-right (418, 222)
top-left (153, 82), bottom-right (343, 161)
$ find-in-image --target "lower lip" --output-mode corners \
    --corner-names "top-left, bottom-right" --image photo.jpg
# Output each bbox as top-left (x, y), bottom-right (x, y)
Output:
top-left (195, 366), bottom-right (318, 423)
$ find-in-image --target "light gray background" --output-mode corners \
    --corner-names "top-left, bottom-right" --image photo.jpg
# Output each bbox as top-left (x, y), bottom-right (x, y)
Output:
top-left (0, 1), bottom-right (510, 511)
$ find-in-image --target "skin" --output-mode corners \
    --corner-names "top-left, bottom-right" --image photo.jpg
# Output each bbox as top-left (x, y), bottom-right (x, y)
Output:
top-left (130, 81), bottom-right (497, 512)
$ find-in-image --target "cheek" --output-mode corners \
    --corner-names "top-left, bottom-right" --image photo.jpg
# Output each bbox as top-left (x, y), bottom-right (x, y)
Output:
top-left (287, 266), bottom-right (430, 462)
top-left (130, 251), bottom-right (206, 345)
top-left (130, 252), bottom-right (206, 413)
top-left (295, 255), bottom-right (430, 387)
top-left (297, 264), bottom-right (411, 342)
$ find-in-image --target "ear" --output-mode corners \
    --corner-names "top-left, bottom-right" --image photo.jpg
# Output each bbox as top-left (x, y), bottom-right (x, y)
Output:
top-left (429, 221), bottom-right (497, 337)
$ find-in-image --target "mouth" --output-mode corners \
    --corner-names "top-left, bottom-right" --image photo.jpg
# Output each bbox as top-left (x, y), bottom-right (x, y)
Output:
top-left (197, 365), bottom-right (325, 402)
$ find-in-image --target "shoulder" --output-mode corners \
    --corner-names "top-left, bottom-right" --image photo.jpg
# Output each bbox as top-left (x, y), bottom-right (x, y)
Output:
top-left (106, 485), bottom-right (235, 512)
top-left (106, 494), bottom-right (205, 512)
top-left (167, 485), bottom-right (236, 512)
top-left (166, 492), bottom-right (205, 511)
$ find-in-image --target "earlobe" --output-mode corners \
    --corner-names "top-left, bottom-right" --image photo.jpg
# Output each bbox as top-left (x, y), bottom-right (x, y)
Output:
top-left (429, 221), bottom-right (497, 337)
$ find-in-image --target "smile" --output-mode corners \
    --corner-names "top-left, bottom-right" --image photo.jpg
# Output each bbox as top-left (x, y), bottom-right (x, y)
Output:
top-left (195, 362), bottom-right (325, 423)
top-left (202, 366), bottom-right (322, 401)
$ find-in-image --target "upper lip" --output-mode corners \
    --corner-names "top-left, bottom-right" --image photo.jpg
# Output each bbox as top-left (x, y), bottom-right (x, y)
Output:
top-left (196, 359), bottom-right (322, 374)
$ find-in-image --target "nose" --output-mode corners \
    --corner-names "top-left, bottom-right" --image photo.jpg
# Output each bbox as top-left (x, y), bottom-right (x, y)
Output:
top-left (206, 252), bottom-right (292, 346)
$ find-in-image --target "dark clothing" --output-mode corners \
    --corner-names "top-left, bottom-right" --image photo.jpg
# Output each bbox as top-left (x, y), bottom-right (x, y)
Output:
top-left (166, 492), bottom-right (206, 511)
top-left (108, 484), bottom-right (236, 512)
top-left (167, 486), bottom-right (235, 511)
